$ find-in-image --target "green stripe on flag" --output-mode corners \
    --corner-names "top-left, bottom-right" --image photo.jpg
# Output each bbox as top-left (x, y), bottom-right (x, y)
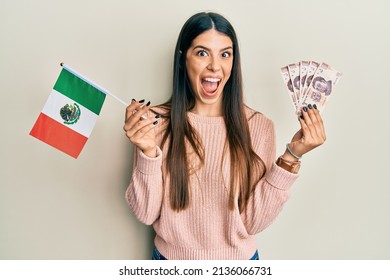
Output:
top-left (53, 68), bottom-right (106, 115)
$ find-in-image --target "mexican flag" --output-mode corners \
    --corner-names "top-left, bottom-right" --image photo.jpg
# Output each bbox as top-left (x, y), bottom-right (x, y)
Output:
top-left (30, 65), bottom-right (107, 158)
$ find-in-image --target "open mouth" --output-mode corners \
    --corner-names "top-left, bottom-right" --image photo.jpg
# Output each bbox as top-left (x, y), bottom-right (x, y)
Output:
top-left (201, 77), bottom-right (221, 96)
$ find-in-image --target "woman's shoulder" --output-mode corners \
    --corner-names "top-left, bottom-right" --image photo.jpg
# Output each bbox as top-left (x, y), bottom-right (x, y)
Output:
top-left (244, 106), bottom-right (275, 142)
top-left (244, 105), bottom-right (273, 126)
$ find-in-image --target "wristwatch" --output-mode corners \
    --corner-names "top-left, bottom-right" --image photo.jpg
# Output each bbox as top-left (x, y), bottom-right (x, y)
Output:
top-left (276, 157), bottom-right (301, 174)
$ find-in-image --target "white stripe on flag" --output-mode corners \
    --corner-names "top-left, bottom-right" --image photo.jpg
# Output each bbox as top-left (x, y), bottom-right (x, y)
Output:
top-left (41, 89), bottom-right (99, 138)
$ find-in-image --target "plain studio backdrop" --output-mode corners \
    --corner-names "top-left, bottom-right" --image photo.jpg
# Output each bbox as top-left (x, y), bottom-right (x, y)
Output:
top-left (1, 0), bottom-right (389, 260)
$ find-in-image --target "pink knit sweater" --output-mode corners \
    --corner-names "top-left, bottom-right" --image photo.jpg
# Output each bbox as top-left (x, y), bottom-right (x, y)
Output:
top-left (125, 107), bottom-right (298, 260)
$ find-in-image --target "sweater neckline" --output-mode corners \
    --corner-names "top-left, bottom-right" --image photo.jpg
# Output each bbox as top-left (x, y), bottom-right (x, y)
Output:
top-left (187, 111), bottom-right (225, 125)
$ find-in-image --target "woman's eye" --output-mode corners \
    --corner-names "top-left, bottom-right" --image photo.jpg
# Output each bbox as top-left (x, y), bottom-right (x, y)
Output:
top-left (222, 52), bottom-right (231, 58)
top-left (197, 50), bottom-right (208, 56)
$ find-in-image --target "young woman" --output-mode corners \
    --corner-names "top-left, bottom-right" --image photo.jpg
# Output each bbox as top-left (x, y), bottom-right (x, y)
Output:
top-left (123, 12), bottom-right (326, 260)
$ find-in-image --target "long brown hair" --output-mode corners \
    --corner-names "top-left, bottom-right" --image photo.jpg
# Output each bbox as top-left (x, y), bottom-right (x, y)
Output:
top-left (159, 12), bottom-right (266, 213)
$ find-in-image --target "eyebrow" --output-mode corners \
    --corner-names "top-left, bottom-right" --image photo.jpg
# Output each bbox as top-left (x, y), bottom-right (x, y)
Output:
top-left (192, 45), bottom-right (233, 52)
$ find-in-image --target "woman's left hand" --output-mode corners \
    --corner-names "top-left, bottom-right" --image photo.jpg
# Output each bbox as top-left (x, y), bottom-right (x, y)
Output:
top-left (285, 104), bottom-right (326, 159)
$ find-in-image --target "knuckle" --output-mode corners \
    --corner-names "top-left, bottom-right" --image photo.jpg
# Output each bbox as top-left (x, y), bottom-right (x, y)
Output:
top-left (306, 123), bottom-right (314, 129)
top-left (126, 106), bottom-right (134, 113)
top-left (129, 136), bottom-right (137, 143)
top-left (315, 137), bottom-right (326, 146)
top-left (138, 128), bottom-right (145, 134)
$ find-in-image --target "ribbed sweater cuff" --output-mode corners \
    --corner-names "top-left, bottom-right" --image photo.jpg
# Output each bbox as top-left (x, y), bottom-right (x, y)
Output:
top-left (135, 146), bottom-right (163, 175)
top-left (265, 162), bottom-right (299, 190)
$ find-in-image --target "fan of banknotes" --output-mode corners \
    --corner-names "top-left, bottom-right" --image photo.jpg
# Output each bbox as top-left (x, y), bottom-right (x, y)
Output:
top-left (280, 61), bottom-right (342, 115)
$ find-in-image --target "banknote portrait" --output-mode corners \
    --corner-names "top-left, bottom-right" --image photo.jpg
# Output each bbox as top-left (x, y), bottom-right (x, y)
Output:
top-left (287, 78), bottom-right (293, 93)
top-left (310, 90), bottom-right (322, 103)
top-left (312, 76), bottom-right (332, 96)
top-left (293, 76), bottom-right (300, 91)
top-left (306, 75), bottom-right (314, 87)
top-left (300, 75), bottom-right (307, 88)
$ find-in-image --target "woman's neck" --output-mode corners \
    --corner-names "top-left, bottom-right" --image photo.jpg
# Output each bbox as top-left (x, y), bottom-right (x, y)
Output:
top-left (191, 103), bottom-right (223, 117)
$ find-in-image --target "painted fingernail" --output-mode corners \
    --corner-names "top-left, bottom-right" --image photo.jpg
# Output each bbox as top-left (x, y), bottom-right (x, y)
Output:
top-left (313, 104), bottom-right (317, 110)
top-left (138, 99), bottom-right (145, 103)
top-left (155, 114), bottom-right (161, 119)
top-left (303, 107), bottom-right (308, 112)
top-left (131, 98), bottom-right (136, 102)
top-left (153, 121), bottom-right (158, 125)
top-left (308, 104), bottom-right (313, 109)
top-left (146, 101), bottom-right (151, 106)
top-left (300, 114), bottom-right (304, 119)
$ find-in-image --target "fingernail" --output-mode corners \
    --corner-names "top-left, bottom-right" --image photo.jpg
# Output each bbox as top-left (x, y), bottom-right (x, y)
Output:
top-left (313, 104), bottom-right (317, 110)
top-left (146, 101), bottom-right (151, 106)
top-left (155, 114), bottom-right (161, 119)
top-left (131, 98), bottom-right (136, 102)
top-left (153, 121), bottom-right (158, 125)
top-left (303, 107), bottom-right (308, 112)
top-left (308, 104), bottom-right (313, 110)
top-left (300, 114), bottom-right (304, 119)
top-left (138, 99), bottom-right (145, 103)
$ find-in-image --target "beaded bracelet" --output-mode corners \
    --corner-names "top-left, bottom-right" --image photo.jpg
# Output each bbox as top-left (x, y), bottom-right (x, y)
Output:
top-left (286, 144), bottom-right (302, 160)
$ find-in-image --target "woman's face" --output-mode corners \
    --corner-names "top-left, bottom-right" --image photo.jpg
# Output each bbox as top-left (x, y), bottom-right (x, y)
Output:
top-left (186, 29), bottom-right (233, 115)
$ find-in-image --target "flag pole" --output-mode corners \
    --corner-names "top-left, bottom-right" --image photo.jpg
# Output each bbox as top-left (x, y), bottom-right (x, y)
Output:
top-left (60, 62), bottom-right (128, 107)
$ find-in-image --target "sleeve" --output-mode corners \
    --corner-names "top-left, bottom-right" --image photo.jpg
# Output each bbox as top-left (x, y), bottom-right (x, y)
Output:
top-left (240, 115), bottom-right (299, 234)
top-left (125, 146), bottom-right (164, 225)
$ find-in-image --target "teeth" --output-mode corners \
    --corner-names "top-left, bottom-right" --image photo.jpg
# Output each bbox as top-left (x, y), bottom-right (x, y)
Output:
top-left (204, 78), bottom-right (221, 82)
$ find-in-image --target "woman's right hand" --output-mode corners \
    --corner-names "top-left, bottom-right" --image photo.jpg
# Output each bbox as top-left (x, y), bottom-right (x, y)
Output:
top-left (123, 100), bottom-right (160, 157)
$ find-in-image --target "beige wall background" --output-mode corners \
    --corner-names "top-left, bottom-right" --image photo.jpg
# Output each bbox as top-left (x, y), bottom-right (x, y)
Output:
top-left (1, 0), bottom-right (389, 259)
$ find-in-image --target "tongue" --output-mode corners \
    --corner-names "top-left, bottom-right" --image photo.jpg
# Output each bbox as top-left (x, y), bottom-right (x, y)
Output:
top-left (202, 81), bottom-right (218, 93)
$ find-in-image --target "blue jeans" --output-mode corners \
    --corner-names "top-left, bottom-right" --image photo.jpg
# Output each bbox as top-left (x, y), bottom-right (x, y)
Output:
top-left (152, 246), bottom-right (259, 260)
top-left (152, 246), bottom-right (168, 260)
top-left (249, 249), bottom-right (259, 260)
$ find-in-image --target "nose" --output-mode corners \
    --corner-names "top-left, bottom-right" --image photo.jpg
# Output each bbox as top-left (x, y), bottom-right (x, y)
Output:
top-left (207, 57), bottom-right (221, 72)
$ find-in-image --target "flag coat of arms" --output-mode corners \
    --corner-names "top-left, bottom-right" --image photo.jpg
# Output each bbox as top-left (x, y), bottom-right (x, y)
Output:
top-left (30, 65), bottom-right (107, 158)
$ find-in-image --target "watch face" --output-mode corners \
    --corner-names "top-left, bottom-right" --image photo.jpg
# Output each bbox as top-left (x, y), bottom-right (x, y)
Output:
top-left (277, 157), bottom-right (300, 173)
top-left (293, 164), bottom-right (300, 173)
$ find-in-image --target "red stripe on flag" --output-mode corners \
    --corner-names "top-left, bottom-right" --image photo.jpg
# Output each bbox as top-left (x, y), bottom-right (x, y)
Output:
top-left (30, 113), bottom-right (88, 158)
